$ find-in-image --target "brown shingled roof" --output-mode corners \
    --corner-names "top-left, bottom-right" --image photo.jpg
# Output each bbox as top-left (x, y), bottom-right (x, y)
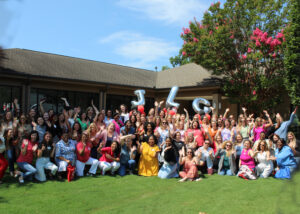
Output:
top-left (156, 63), bottom-right (222, 89)
top-left (1, 48), bottom-right (157, 88)
top-left (0, 48), bottom-right (222, 89)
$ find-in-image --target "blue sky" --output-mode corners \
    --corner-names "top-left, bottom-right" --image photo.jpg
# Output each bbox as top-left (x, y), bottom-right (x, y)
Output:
top-left (0, 0), bottom-right (221, 70)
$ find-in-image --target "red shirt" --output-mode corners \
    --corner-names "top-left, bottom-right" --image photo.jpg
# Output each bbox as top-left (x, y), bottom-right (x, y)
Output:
top-left (76, 142), bottom-right (92, 163)
top-left (99, 147), bottom-right (119, 163)
top-left (17, 140), bottom-right (37, 164)
top-left (185, 128), bottom-right (206, 147)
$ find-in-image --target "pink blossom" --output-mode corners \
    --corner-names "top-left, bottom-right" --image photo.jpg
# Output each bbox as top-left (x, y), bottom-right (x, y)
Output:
top-left (189, 21), bottom-right (192, 25)
top-left (182, 51), bottom-right (186, 56)
top-left (193, 37), bottom-right (199, 42)
top-left (230, 34), bottom-right (234, 39)
top-left (180, 33), bottom-right (183, 37)
top-left (211, 3), bottom-right (214, 7)
top-left (215, 26), bottom-right (219, 30)
top-left (209, 30), bottom-right (213, 35)
top-left (266, 37), bottom-right (273, 45)
top-left (247, 48), bottom-right (252, 53)
top-left (242, 55), bottom-right (247, 59)
top-left (260, 32), bottom-right (268, 43)
top-left (276, 32), bottom-right (284, 39)
top-left (255, 40), bottom-right (261, 47)
top-left (252, 90), bottom-right (256, 95)
top-left (184, 41), bottom-right (186, 45)
top-left (183, 28), bottom-right (191, 35)
top-left (272, 53), bottom-right (276, 58)
top-left (253, 28), bottom-right (262, 36)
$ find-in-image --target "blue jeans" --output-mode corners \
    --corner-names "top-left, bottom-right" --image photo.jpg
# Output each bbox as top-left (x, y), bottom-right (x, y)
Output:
top-left (218, 168), bottom-right (233, 176)
top-left (118, 160), bottom-right (136, 176)
top-left (6, 148), bottom-right (15, 173)
top-left (17, 162), bottom-right (37, 181)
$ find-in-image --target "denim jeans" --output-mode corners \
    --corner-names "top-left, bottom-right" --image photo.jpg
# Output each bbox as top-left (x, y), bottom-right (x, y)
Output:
top-left (6, 148), bottom-right (15, 173)
top-left (218, 168), bottom-right (233, 176)
top-left (118, 160), bottom-right (136, 176)
top-left (17, 162), bottom-right (37, 181)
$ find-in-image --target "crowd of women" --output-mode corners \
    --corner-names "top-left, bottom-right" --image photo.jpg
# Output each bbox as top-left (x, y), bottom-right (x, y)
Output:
top-left (0, 98), bottom-right (299, 184)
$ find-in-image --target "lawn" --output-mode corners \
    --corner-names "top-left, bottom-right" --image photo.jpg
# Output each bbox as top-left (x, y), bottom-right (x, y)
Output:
top-left (0, 172), bottom-right (299, 214)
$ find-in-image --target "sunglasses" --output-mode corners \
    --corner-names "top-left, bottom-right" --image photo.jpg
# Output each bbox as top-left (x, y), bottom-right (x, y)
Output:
top-left (187, 152), bottom-right (192, 154)
top-left (162, 122), bottom-right (167, 124)
top-left (226, 144), bottom-right (231, 147)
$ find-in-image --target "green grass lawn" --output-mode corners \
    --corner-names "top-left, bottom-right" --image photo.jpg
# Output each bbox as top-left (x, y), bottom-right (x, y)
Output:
top-left (1, 172), bottom-right (299, 214)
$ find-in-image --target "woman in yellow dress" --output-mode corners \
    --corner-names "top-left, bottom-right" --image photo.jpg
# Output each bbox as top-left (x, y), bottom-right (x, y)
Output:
top-left (138, 135), bottom-right (160, 176)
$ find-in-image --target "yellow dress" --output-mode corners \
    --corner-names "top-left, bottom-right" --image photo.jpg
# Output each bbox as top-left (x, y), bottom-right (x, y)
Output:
top-left (138, 142), bottom-right (160, 176)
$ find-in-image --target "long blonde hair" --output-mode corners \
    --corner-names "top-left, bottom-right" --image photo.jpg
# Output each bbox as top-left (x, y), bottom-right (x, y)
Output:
top-left (222, 141), bottom-right (234, 157)
top-left (86, 122), bottom-right (98, 138)
top-left (287, 131), bottom-right (296, 149)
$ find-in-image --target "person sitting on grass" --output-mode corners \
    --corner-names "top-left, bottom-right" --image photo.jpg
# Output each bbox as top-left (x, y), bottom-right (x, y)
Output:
top-left (16, 131), bottom-right (39, 183)
top-left (269, 138), bottom-right (297, 179)
top-left (118, 134), bottom-right (136, 176)
top-left (98, 141), bottom-right (120, 176)
top-left (158, 137), bottom-right (179, 179)
top-left (239, 140), bottom-right (256, 171)
top-left (75, 132), bottom-right (99, 177)
top-left (215, 141), bottom-right (236, 176)
top-left (55, 132), bottom-right (76, 180)
top-left (138, 135), bottom-right (160, 177)
top-left (253, 140), bottom-right (273, 178)
top-left (196, 139), bottom-right (214, 175)
top-left (35, 132), bottom-right (58, 182)
top-left (178, 148), bottom-right (201, 182)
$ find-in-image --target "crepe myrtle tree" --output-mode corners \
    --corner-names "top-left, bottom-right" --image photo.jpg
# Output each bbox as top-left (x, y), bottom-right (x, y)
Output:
top-left (172, 0), bottom-right (289, 113)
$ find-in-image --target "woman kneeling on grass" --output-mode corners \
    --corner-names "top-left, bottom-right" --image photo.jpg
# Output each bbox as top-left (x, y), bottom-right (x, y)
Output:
top-left (118, 134), bottom-right (136, 176)
top-left (55, 132), bottom-right (76, 180)
top-left (35, 132), bottom-right (58, 181)
top-left (215, 141), bottom-right (236, 176)
top-left (239, 140), bottom-right (256, 171)
top-left (178, 148), bottom-right (201, 182)
top-left (158, 137), bottom-right (179, 179)
top-left (98, 141), bottom-right (120, 176)
top-left (76, 132), bottom-right (99, 177)
top-left (138, 135), bottom-right (160, 176)
top-left (269, 138), bottom-right (297, 179)
top-left (16, 131), bottom-right (39, 183)
top-left (254, 140), bottom-right (273, 178)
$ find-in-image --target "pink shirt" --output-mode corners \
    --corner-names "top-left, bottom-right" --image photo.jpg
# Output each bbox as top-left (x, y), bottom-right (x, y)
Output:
top-left (240, 148), bottom-right (255, 169)
top-left (253, 125), bottom-right (265, 142)
top-left (185, 128), bottom-right (206, 147)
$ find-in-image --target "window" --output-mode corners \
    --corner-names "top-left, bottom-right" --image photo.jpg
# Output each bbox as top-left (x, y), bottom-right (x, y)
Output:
top-left (30, 88), bottom-right (99, 114)
top-left (0, 85), bottom-right (22, 113)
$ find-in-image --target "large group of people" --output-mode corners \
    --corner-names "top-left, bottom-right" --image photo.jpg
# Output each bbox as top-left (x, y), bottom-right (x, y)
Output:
top-left (0, 97), bottom-right (299, 184)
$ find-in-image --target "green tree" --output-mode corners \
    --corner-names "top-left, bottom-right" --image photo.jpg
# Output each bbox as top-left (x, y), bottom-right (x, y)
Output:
top-left (284, 0), bottom-right (300, 106)
top-left (172, 0), bottom-right (289, 113)
top-left (161, 65), bottom-right (171, 71)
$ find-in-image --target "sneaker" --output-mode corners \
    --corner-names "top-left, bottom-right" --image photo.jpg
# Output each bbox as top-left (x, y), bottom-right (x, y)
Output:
top-left (10, 172), bottom-right (14, 177)
top-left (178, 178), bottom-right (186, 182)
top-left (86, 173), bottom-right (95, 177)
top-left (195, 178), bottom-right (202, 182)
top-left (19, 176), bottom-right (24, 184)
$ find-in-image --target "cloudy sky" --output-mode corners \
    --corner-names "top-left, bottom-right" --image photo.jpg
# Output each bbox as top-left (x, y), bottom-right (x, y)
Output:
top-left (0, 0), bottom-right (223, 70)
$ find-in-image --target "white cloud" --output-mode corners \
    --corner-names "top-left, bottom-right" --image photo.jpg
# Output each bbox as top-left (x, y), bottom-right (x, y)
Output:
top-left (98, 31), bottom-right (178, 69)
top-left (116, 0), bottom-right (207, 25)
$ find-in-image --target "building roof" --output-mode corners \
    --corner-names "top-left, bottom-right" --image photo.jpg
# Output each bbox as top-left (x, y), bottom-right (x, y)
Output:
top-left (0, 48), bottom-right (222, 89)
top-left (156, 63), bottom-right (222, 89)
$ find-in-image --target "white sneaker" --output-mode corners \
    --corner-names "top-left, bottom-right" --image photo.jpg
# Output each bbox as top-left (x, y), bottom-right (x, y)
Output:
top-left (19, 176), bottom-right (24, 184)
top-left (178, 178), bottom-right (186, 182)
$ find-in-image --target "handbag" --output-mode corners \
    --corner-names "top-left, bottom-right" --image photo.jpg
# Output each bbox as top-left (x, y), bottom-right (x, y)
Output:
top-left (67, 164), bottom-right (76, 182)
top-left (275, 166), bottom-right (291, 179)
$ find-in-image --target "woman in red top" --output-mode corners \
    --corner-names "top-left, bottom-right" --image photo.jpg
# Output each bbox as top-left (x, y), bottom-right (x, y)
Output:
top-left (76, 132), bottom-right (99, 177)
top-left (98, 141), bottom-right (120, 175)
top-left (185, 121), bottom-right (206, 147)
top-left (16, 131), bottom-right (39, 183)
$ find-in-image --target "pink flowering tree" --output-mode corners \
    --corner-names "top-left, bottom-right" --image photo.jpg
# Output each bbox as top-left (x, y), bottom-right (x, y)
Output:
top-left (171, 0), bottom-right (289, 113)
